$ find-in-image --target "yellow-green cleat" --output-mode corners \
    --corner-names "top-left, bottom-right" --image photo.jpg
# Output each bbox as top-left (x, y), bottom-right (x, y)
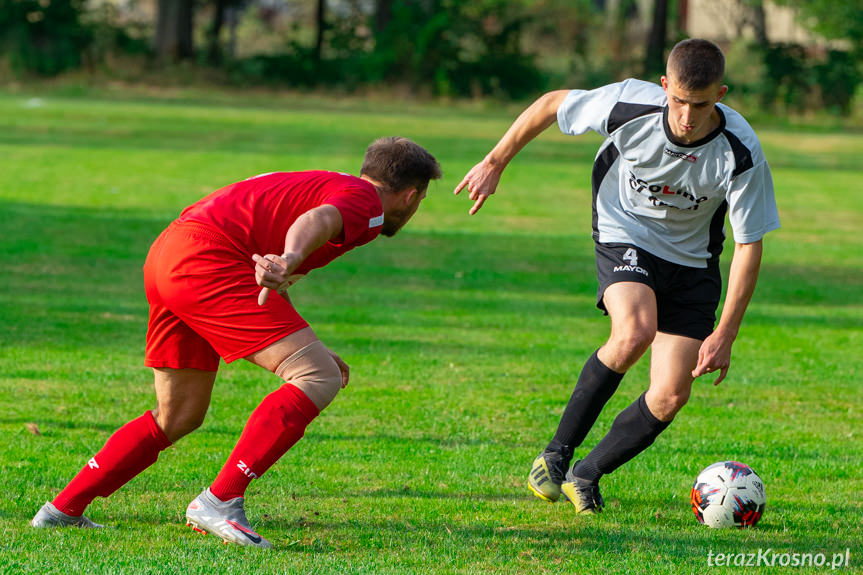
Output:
top-left (560, 467), bottom-right (604, 514)
top-left (527, 451), bottom-right (568, 502)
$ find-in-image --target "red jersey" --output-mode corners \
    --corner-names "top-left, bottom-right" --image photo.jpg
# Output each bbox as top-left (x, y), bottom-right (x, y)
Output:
top-left (177, 171), bottom-right (383, 278)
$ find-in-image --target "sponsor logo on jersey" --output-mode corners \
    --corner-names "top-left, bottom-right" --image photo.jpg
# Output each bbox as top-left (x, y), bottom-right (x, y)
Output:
top-left (627, 170), bottom-right (708, 211)
top-left (663, 148), bottom-right (698, 163)
top-left (369, 214), bottom-right (384, 228)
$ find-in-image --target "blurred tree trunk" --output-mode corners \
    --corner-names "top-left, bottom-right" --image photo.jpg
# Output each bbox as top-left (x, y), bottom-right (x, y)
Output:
top-left (609, 0), bottom-right (639, 65)
top-left (674, 0), bottom-right (689, 38)
top-left (732, 1), bottom-right (769, 48)
top-left (207, 0), bottom-right (229, 66)
top-left (154, 0), bottom-right (195, 61)
top-left (314, 0), bottom-right (326, 62)
top-left (644, 0), bottom-right (668, 77)
top-left (374, 0), bottom-right (393, 34)
top-left (749, 0), bottom-right (769, 46)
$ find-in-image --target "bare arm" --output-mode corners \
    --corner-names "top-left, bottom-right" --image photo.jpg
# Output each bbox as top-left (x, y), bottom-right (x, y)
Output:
top-left (692, 240), bottom-right (763, 385)
top-left (454, 90), bottom-right (570, 215)
top-left (255, 204), bottom-right (344, 305)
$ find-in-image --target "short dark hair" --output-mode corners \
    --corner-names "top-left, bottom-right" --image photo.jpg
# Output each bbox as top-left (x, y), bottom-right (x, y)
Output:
top-left (667, 38), bottom-right (725, 90)
top-left (360, 137), bottom-right (442, 194)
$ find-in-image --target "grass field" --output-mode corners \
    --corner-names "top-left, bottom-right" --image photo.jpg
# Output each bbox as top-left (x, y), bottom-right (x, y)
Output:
top-left (1, 89), bottom-right (861, 574)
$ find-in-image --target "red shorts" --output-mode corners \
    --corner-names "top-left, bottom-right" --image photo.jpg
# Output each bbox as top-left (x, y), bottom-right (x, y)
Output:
top-left (143, 221), bottom-right (309, 371)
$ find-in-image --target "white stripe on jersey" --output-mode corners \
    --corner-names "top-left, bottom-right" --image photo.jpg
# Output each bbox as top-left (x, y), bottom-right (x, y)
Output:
top-left (244, 172), bottom-right (279, 180)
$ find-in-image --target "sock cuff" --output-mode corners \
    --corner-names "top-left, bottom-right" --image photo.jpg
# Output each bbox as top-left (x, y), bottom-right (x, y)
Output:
top-left (637, 393), bottom-right (671, 430)
top-left (545, 439), bottom-right (574, 461)
top-left (143, 410), bottom-right (173, 450)
top-left (280, 383), bottom-right (321, 422)
top-left (590, 349), bottom-right (625, 383)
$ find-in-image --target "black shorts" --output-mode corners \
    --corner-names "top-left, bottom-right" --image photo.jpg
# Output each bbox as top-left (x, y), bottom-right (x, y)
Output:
top-left (595, 242), bottom-right (722, 341)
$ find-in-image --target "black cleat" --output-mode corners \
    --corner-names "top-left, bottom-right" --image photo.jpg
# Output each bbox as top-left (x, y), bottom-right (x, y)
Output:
top-left (560, 464), bottom-right (604, 514)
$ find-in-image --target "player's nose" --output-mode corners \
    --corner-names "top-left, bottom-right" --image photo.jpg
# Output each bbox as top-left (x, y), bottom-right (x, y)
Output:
top-left (680, 105), bottom-right (692, 123)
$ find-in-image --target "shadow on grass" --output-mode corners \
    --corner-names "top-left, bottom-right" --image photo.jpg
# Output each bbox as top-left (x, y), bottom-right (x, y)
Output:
top-left (3, 201), bottom-right (861, 354)
top-left (253, 513), bottom-right (858, 562)
top-left (0, 415), bottom-right (528, 449)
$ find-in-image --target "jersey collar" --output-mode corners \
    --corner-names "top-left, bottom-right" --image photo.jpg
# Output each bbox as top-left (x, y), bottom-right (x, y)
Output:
top-left (662, 105), bottom-right (726, 148)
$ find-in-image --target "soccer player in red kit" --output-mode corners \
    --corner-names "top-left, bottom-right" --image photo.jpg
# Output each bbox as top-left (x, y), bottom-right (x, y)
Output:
top-left (31, 137), bottom-right (441, 548)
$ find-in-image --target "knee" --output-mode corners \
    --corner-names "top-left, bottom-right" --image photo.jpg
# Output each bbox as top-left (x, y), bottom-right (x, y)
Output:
top-left (606, 326), bottom-right (655, 370)
top-left (275, 341), bottom-right (343, 411)
top-left (647, 390), bottom-right (690, 422)
top-left (666, 390), bottom-right (690, 413)
top-left (153, 406), bottom-right (207, 442)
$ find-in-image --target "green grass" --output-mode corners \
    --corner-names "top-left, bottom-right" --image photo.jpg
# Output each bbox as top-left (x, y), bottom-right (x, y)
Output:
top-left (0, 90), bottom-right (861, 574)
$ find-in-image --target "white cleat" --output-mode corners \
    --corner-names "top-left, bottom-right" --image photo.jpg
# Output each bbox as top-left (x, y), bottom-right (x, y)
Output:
top-left (31, 502), bottom-right (104, 528)
top-left (185, 488), bottom-right (272, 548)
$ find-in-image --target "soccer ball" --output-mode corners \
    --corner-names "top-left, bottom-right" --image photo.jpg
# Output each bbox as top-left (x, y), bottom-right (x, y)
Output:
top-left (690, 461), bottom-right (766, 528)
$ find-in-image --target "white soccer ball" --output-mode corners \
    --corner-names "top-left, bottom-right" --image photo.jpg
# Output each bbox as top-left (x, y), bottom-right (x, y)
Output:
top-left (690, 461), bottom-right (766, 528)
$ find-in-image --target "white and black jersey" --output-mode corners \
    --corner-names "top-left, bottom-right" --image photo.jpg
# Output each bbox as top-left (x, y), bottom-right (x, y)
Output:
top-left (557, 79), bottom-right (780, 268)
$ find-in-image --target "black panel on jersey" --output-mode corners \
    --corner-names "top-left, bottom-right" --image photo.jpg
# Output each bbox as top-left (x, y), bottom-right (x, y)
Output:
top-left (707, 199), bottom-right (728, 262)
top-left (722, 129), bottom-right (755, 178)
top-left (591, 143), bottom-right (620, 241)
top-left (607, 102), bottom-right (663, 134)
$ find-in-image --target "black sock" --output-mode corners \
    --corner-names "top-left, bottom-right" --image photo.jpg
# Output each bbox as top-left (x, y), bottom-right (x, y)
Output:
top-left (545, 350), bottom-right (624, 463)
top-left (573, 392), bottom-right (670, 483)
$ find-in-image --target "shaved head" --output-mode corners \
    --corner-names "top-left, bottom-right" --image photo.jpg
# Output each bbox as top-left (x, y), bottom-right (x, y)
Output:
top-left (667, 38), bottom-right (725, 90)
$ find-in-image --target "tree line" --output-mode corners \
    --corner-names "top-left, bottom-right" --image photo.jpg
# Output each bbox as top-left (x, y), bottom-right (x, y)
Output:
top-left (0, 0), bottom-right (860, 115)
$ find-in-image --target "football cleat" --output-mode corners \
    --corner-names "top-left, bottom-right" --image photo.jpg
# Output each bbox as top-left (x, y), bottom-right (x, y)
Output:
top-left (185, 488), bottom-right (272, 548)
top-left (31, 502), bottom-right (104, 528)
top-left (527, 451), bottom-right (569, 502)
top-left (560, 466), bottom-right (604, 514)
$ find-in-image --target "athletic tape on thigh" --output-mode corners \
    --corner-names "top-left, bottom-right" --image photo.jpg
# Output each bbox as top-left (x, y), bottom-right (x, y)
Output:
top-left (274, 341), bottom-right (342, 411)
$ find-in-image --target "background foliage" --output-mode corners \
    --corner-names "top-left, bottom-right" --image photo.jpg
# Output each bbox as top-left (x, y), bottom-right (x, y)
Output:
top-left (0, 0), bottom-right (861, 115)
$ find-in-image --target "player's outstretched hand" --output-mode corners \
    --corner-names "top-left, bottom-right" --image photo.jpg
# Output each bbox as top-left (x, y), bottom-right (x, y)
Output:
top-left (327, 349), bottom-right (350, 388)
top-left (692, 330), bottom-right (734, 385)
top-left (453, 159), bottom-right (503, 215)
top-left (253, 253), bottom-right (297, 305)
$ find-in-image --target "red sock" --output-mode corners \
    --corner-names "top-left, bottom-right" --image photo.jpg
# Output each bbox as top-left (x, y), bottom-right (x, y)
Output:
top-left (210, 384), bottom-right (319, 501)
top-left (52, 411), bottom-right (172, 516)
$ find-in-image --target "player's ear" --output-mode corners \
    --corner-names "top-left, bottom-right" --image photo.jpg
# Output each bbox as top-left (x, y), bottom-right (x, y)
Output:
top-left (402, 187), bottom-right (418, 206)
top-left (717, 84), bottom-right (728, 101)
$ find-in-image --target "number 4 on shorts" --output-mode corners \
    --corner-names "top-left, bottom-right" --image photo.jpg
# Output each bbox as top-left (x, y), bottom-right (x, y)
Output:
top-left (622, 248), bottom-right (638, 267)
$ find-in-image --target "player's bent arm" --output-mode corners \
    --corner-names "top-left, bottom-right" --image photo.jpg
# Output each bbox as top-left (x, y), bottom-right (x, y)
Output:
top-left (454, 90), bottom-right (570, 214)
top-left (714, 240), bottom-right (763, 340)
top-left (483, 89), bottom-right (571, 169)
top-left (255, 205), bottom-right (343, 304)
top-left (281, 204), bottom-right (344, 269)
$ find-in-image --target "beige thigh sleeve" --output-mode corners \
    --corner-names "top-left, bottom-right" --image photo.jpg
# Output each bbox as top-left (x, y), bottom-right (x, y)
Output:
top-left (274, 341), bottom-right (342, 411)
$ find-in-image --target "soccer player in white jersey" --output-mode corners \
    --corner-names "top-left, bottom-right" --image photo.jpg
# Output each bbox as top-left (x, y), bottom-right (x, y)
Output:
top-left (455, 38), bottom-right (780, 514)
